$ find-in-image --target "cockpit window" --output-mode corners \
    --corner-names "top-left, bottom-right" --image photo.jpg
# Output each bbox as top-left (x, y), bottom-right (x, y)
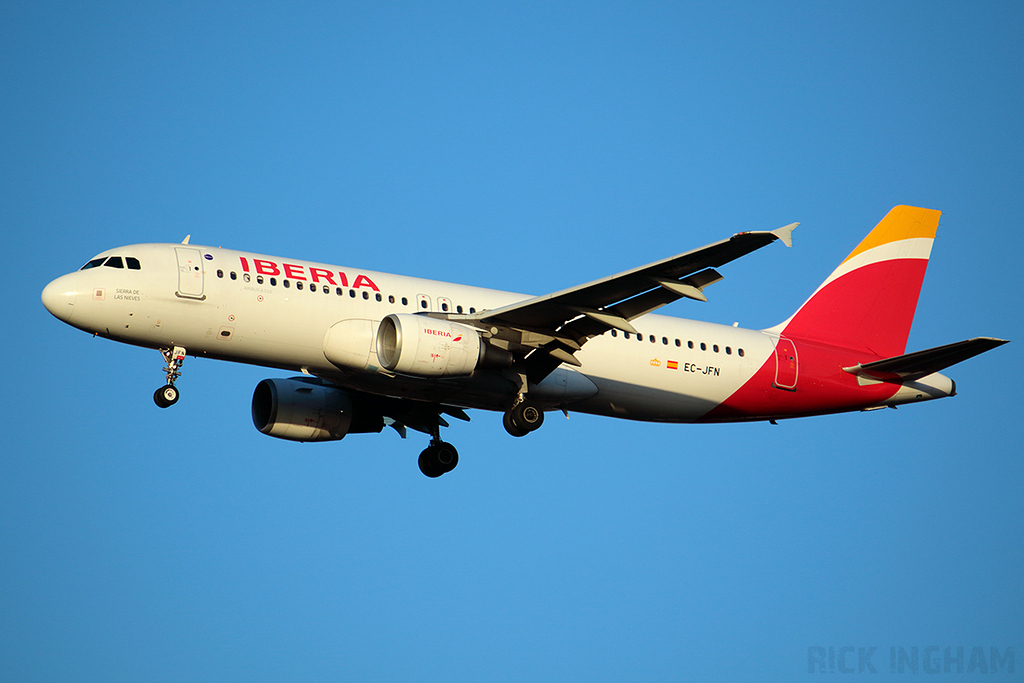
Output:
top-left (103, 257), bottom-right (124, 269)
top-left (80, 258), bottom-right (105, 270)
top-left (126, 257), bottom-right (141, 270)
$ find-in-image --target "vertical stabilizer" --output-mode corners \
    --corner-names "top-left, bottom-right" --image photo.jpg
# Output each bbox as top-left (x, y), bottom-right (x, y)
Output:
top-left (771, 205), bottom-right (940, 358)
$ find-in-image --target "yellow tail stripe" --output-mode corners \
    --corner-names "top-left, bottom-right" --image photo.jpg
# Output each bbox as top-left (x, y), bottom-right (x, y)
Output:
top-left (841, 205), bottom-right (941, 265)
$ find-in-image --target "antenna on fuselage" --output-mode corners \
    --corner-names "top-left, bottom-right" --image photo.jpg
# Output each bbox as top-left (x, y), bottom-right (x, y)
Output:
top-left (181, 235), bottom-right (191, 245)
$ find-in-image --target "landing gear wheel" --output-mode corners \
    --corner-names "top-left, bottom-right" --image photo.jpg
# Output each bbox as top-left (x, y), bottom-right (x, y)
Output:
top-left (154, 384), bottom-right (179, 408)
top-left (418, 450), bottom-right (442, 478)
top-left (434, 442), bottom-right (459, 473)
top-left (511, 401), bottom-right (544, 432)
top-left (503, 410), bottom-right (529, 437)
top-left (418, 441), bottom-right (459, 478)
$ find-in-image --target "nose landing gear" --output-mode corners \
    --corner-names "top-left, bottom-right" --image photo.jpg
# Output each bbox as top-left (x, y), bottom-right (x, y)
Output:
top-left (154, 346), bottom-right (186, 408)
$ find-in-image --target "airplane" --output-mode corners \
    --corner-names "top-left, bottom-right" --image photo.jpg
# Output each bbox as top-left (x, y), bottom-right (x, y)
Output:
top-left (41, 205), bottom-right (1007, 477)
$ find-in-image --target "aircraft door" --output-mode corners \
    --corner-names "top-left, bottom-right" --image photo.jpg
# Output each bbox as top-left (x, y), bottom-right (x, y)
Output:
top-left (773, 337), bottom-right (798, 390)
top-left (175, 247), bottom-right (205, 300)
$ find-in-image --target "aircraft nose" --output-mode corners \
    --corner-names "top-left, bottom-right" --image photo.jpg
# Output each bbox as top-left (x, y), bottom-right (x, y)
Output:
top-left (41, 274), bottom-right (79, 323)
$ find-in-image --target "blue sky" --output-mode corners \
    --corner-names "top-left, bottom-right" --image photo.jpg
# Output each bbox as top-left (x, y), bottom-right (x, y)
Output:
top-left (2, 2), bottom-right (1022, 681)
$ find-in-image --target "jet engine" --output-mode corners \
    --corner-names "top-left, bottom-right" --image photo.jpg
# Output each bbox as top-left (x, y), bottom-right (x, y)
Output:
top-left (251, 378), bottom-right (383, 442)
top-left (376, 314), bottom-right (512, 377)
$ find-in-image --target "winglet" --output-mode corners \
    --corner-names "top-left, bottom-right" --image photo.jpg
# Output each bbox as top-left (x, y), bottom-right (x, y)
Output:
top-left (771, 222), bottom-right (798, 248)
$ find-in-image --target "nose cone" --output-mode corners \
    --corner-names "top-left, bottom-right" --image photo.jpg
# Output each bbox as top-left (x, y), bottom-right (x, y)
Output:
top-left (42, 274), bottom-right (79, 323)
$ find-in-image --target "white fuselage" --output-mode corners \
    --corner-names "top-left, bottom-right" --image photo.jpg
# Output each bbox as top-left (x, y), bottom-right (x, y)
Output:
top-left (44, 242), bottom-right (777, 422)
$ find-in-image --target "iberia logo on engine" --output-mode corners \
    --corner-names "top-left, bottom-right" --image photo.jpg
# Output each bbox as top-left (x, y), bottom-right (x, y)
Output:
top-left (425, 329), bottom-right (463, 342)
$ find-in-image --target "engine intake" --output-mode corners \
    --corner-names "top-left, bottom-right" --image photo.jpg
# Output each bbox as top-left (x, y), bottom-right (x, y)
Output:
top-left (376, 314), bottom-right (511, 377)
top-left (251, 378), bottom-right (383, 442)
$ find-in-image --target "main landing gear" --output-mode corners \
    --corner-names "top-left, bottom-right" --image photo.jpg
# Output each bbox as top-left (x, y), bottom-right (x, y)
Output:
top-left (417, 398), bottom-right (545, 477)
top-left (418, 440), bottom-right (459, 478)
top-left (154, 346), bottom-right (186, 408)
top-left (413, 409), bottom-right (466, 479)
top-left (503, 399), bottom-right (544, 437)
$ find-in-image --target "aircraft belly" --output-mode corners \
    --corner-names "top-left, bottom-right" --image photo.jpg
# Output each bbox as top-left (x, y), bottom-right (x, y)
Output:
top-left (314, 368), bottom-right (518, 411)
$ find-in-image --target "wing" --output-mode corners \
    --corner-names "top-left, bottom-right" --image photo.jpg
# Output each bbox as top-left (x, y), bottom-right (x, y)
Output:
top-left (438, 222), bottom-right (797, 383)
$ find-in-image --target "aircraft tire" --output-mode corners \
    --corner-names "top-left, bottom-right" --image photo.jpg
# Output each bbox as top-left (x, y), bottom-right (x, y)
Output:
top-left (154, 384), bottom-right (179, 408)
top-left (511, 402), bottom-right (544, 432)
top-left (418, 442), bottom-right (460, 477)
top-left (435, 442), bottom-right (459, 473)
top-left (418, 449), bottom-right (442, 477)
top-left (503, 411), bottom-right (529, 437)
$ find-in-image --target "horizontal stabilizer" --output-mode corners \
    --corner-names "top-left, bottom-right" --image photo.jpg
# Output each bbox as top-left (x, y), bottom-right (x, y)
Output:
top-left (843, 337), bottom-right (1009, 382)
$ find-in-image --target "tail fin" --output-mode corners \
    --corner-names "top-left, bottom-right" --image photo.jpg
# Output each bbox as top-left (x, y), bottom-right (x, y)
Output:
top-left (772, 205), bottom-right (941, 357)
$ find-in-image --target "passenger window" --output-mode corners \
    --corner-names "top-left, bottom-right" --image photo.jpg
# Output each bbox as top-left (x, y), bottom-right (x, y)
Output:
top-left (336, 287), bottom-right (343, 295)
top-left (243, 273), bottom-right (250, 283)
top-left (402, 297), bottom-right (408, 306)
top-left (126, 257), bottom-right (141, 270)
top-left (624, 332), bottom-right (631, 340)
top-left (103, 257), bottom-right (124, 269)
top-left (80, 258), bottom-right (105, 270)
top-left (611, 330), bottom-right (617, 337)
top-left (362, 291), bottom-right (369, 300)
top-left (700, 342), bottom-right (706, 351)
top-left (456, 305), bottom-right (463, 314)
top-left (738, 348), bottom-right (745, 357)
top-left (688, 341), bottom-right (694, 349)
top-left (675, 339), bottom-right (681, 347)
top-left (713, 344), bottom-right (719, 353)
top-left (283, 280), bottom-right (290, 288)
top-left (725, 347), bottom-right (732, 355)
top-left (296, 282), bottom-right (303, 290)
top-left (469, 307), bottom-right (476, 313)
top-left (309, 283), bottom-right (316, 292)
top-left (270, 278), bottom-right (277, 286)
top-left (217, 269), bottom-right (224, 278)
top-left (389, 295), bottom-right (395, 304)
top-left (662, 337), bottom-right (668, 345)
top-left (230, 272), bottom-right (237, 280)
top-left (376, 293), bottom-right (382, 302)
top-left (323, 286), bottom-right (329, 295)
top-left (349, 290), bottom-right (356, 298)
top-left (256, 275), bottom-right (264, 285)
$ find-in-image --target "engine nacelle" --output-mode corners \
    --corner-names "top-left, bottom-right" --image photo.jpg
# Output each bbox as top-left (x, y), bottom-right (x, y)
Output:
top-left (251, 378), bottom-right (383, 442)
top-left (376, 314), bottom-right (511, 377)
